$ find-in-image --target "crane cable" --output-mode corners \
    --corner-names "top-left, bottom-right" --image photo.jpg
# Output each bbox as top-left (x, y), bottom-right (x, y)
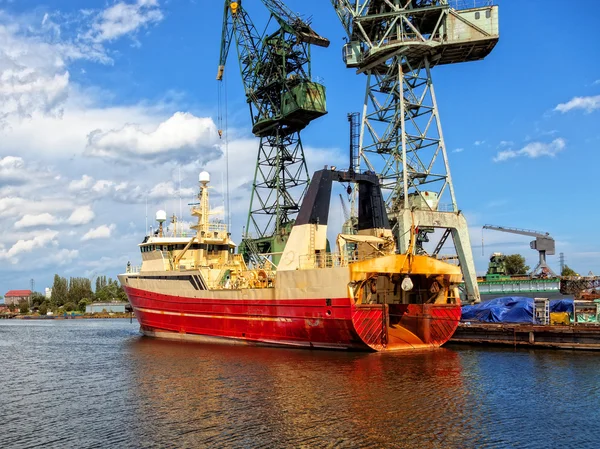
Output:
top-left (217, 76), bottom-right (231, 230)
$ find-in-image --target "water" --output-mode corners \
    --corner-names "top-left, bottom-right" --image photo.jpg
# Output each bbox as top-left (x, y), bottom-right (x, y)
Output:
top-left (1, 319), bottom-right (598, 449)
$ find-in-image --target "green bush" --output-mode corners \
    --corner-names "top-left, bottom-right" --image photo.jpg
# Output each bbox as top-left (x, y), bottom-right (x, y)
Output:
top-left (39, 303), bottom-right (48, 316)
top-left (19, 301), bottom-right (30, 314)
top-left (64, 302), bottom-right (77, 312)
top-left (78, 298), bottom-right (90, 313)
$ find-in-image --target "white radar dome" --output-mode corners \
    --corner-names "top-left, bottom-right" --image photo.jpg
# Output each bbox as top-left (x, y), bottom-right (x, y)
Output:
top-left (199, 171), bottom-right (210, 183)
top-left (155, 210), bottom-right (167, 223)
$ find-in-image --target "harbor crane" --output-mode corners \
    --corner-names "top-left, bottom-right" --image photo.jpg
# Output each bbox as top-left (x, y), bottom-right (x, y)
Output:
top-left (218, 0), bottom-right (329, 265)
top-left (483, 224), bottom-right (557, 277)
top-left (329, 0), bottom-right (500, 302)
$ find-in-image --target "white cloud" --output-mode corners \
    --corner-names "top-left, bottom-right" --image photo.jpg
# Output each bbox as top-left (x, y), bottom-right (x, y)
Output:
top-left (0, 229), bottom-right (58, 263)
top-left (81, 224), bottom-right (116, 241)
top-left (0, 2), bottom-right (164, 126)
top-left (85, 112), bottom-right (221, 163)
top-left (148, 181), bottom-right (195, 200)
top-left (452, 148), bottom-right (464, 153)
top-left (554, 95), bottom-right (600, 113)
top-left (593, 80), bottom-right (600, 86)
top-left (0, 155), bottom-right (24, 170)
top-left (45, 248), bottom-right (79, 266)
top-left (88, 0), bottom-right (164, 43)
top-left (69, 175), bottom-right (94, 191)
top-left (14, 213), bottom-right (57, 229)
top-left (67, 206), bottom-right (95, 225)
top-left (0, 196), bottom-right (74, 217)
top-left (0, 155), bottom-right (26, 185)
top-left (498, 141), bottom-right (513, 148)
top-left (493, 138), bottom-right (566, 162)
top-left (474, 140), bottom-right (485, 146)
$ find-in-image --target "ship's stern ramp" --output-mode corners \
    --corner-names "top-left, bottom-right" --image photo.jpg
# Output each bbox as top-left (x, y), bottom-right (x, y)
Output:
top-left (349, 254), bottom-right (463, 351)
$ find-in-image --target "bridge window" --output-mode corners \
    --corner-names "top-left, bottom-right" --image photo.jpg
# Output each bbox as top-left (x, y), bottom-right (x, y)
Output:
top-left (475, 12), bottom-right (480, 20)
top-left (486, 10), bottom-right (491, 19)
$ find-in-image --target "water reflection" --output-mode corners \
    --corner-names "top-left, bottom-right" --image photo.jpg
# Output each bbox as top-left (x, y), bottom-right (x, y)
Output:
top-left (125, 340), bottom-right (482, 448)
top-left (2, 321), bottom-right (599, 449)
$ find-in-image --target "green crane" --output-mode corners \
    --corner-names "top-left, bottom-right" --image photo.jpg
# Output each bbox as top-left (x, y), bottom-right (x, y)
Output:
top-left (217, 0), bottom-right (329, 266)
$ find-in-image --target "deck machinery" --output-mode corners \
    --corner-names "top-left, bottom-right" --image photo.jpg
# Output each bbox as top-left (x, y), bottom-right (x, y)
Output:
top-left (218, 0), bottom-right (329, 266)
top-left (330, 0), bottom-right (499, 302)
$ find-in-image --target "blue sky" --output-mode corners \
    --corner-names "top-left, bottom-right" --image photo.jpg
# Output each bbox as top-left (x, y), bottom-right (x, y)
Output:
top-left (0, 0), bottom-right (599, 298)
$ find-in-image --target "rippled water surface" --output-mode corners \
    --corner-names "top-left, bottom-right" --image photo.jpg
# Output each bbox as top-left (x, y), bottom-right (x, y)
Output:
top-left (1, 319), bottom-right (599, 448)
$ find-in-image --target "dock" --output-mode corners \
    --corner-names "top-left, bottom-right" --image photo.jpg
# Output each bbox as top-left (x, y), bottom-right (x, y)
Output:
top-left (451, 322), bottom-right (600, 350)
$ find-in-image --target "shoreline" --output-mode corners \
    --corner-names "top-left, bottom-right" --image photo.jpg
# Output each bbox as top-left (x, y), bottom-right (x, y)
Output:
top-left (1, 313), bottom-right (133, 320)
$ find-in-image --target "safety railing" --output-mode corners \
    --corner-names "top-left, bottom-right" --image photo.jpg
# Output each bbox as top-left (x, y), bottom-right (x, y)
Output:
top-left (126, 264), bottom-right (141, 274)
top-left (448, 0), bottom-right (494, 10)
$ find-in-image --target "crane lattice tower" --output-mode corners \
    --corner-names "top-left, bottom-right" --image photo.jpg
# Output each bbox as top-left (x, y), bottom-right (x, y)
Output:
top-left (331, 0), bottom-right (499, 302)
top-left (218, 0), bottom-right (329, 265)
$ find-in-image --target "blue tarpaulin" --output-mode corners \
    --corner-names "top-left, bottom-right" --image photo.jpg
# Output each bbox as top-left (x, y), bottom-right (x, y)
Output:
top-left (461, 296), bottom-right (536, 323)
top-left (550, 299), bottom-right (574, 313)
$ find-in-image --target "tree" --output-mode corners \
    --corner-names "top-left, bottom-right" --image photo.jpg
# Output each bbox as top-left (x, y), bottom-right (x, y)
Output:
top-left (64, 302), bottom-right (76, 312)
top-left (39, 303), bottom-right (48, 316)
top-left (561, 265), bottom-right (577, 277)
top-left (78, 298), bottom-right (90, 313)
top-left (19, 300), bottom-right (29, 314)
top-left (30, 292), bottom-right (46, 308)
top-left (505, 254), bottom-right (530, 275)
top-left (94, 278), bottom-right (127, 302)
top-left (67, 277), bottom-right (93, 305)
top-left (51, 274), bottom-right (68, 307)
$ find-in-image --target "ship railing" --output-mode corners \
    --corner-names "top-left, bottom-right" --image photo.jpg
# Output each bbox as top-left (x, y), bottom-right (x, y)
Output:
top-left (436, 203), bottom-right (457, 213)
top-left (299, 252), bottom-right (352, 269)
top-left (449, 0), bottom-right (494, 10)
top-left (298, 251), bottom-right (380, 269)
top-left (126, 264), bottom-right (141, 273)
top-left (207, 223), bottom-right (227, 233)
top-left (437, 254), bottom-right (460, 265)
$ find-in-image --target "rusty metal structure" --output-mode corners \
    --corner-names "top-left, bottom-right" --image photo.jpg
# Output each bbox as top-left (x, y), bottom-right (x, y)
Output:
top-left (561, 276), bottom-right (600, 299)
top-left (330, 0), bottom-right (499, 302)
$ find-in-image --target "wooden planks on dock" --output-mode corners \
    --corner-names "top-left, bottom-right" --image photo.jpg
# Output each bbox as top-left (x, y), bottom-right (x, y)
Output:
top-left (450, 322), bottom-right (600, 350)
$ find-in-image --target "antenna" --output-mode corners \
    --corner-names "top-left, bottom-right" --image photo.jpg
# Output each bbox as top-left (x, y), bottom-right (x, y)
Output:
top-left (221, 172), bottom-right (226, 221)
top-left (225, 74), bottom-right (231, 230)
top-left (178, 166), bottom-right (182, 232)
top-left (482, 228), bottom-right (484, 256)
top-left (145, 194), bottom-right (148, 236)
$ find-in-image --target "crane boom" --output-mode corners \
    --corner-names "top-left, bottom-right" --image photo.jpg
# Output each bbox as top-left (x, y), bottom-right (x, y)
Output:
top-left (261, 0), bottom-right (330, 47)
top-left (339, 194), bottom-right (350, 222)
top-left (482, 224), bottom-right (551, 239)
top-left (483, 224), bottom-right (556, 277)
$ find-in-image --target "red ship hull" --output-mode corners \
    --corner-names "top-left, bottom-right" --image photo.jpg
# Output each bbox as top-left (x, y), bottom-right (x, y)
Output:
top-left (125, 286), bottom-right (461, 351)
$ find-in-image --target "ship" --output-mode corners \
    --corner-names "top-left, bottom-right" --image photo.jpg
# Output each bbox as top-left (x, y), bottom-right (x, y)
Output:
top-left (118, 168), bottom-right (463, 351)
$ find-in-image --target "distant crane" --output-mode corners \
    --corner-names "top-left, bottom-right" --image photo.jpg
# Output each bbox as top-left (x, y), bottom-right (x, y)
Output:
top-left (218, 0), bottom-right (329, 266)
top-left (338, 193), bottom-right (357, 235)
top-left (483, 224), bottom-right (557, 277)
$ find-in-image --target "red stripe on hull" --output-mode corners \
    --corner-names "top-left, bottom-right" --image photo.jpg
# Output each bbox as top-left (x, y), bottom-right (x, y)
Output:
top-left (124, 286), bottom-right (460, 351)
